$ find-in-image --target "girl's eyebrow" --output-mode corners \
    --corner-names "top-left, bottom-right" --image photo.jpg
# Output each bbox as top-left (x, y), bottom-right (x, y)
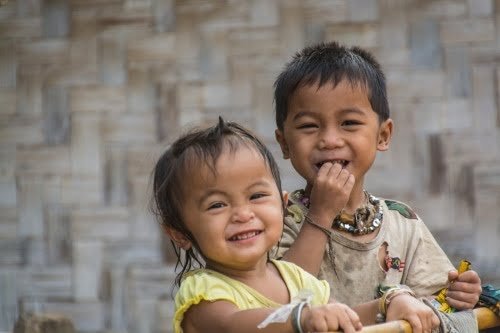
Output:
top-left (198, 179), bottom-right (273, 204)
top-left (198, 189), bottom-right (225, 205)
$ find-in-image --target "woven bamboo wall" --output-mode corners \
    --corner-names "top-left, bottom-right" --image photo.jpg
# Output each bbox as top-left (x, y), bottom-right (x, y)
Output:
top-left (1, 0), bottom-right (499, 332)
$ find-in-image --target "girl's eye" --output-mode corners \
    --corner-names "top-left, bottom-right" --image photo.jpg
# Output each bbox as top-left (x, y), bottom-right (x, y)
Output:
top-left (207, 202), bottom-right (225, 210)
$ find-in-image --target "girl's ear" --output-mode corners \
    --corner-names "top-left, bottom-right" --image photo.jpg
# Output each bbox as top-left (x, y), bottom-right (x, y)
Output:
top-left (163, 226), bottom-right (192, 250)
top-left (275, 129), bottom-right (290, 159)
top-left (377, 118), bottom-right (393, 151)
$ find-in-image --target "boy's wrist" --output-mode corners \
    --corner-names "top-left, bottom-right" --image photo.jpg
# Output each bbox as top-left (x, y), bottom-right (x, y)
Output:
top-left (306, 210), bottom-right (339, 228)
top-left (304, 214), bottom-right (331, 237)
top-left (376, 285), bottom-right (416, 323)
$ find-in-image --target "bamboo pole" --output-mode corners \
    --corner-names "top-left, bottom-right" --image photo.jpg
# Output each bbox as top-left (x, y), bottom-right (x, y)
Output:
top-left (476, 307), bottom-right (500, 330)
top-left (327, 307), bottom-right (499, 333)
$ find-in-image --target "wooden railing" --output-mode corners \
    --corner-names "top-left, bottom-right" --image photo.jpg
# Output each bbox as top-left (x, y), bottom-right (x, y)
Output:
top-left (329, 307), bottom-right (499, 333)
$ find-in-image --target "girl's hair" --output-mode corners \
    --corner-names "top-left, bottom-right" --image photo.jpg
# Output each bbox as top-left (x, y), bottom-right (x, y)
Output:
top-left (151, 117), bottom-right (283, 286)
top-left (274, 41), bottom-right (390, 130)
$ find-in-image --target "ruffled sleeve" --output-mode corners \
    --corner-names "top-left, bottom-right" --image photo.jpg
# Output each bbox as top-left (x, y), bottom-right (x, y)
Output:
top-left (173, 271), bottom-right (238, 333)
top-left (272, 259), bottom-right (330, 305)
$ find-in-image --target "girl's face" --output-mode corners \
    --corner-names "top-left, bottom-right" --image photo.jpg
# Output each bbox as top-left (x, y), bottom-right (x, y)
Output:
top-left (179, 145), bottom-right (284, 275)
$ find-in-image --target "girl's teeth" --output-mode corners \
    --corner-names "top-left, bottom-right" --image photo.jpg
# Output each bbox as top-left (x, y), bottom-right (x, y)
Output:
top-left (232, 231), bottom-right (258, 240)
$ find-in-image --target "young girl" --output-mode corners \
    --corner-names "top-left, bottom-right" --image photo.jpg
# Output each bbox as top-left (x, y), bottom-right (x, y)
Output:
top-left (151, 118), bottom-right (363, 333)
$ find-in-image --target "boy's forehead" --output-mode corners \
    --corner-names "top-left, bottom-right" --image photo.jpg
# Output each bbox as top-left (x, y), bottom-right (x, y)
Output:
top-left (296, 78), bottom-right (369, 95)
top-left (290, 80), bottom-right (371, 106)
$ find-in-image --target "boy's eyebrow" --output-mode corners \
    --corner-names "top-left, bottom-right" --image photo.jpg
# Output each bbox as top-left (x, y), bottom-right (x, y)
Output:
top-left (292, 107), bottom-right (366, 121)
top-left (292, 110), bottom-right (316, 121)
top-left (247, 179), bottom-right (274, 189)
top-left (337, 107), bottom-right (367, 116)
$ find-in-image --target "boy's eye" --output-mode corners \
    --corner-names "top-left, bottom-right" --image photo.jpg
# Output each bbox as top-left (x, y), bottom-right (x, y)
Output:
top-left (342, 120), bottom-right (361, 126)
top-left (250, 193), bottom-right (268, 200)
top-left (296, 123), bottom-right (318, 129)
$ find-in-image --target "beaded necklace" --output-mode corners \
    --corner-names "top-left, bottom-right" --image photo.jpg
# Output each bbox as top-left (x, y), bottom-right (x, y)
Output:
top-left (294, 190), bottom-right (384, 235)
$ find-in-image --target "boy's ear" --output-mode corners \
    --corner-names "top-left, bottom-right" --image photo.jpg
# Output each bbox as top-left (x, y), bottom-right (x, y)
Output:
top-left (377, 118), bottom-right (393, 151)
top-left (282, 191), bottom-right (289, 208)
top-left (275, 129), bottom-right (290, 159)
top-left (163, 226), bottom-right (192, 250)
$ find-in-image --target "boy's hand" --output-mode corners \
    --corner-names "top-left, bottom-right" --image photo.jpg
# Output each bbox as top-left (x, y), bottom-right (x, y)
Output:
top-left (301, 302), bottom-right (362, 333)
top-left (386, 294), bottom-right (440, 333)
top-left (445, 269), bottom-right (482, 310)
top-left (308, 162), bottom-right (355, 228)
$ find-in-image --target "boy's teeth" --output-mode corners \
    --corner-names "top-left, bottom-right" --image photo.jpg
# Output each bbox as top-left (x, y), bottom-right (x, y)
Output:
top-left (318, 160), bottom-right (347, 167)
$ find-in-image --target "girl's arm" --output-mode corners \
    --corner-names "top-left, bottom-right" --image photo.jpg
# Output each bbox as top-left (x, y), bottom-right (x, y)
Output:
top-left (182, 300), bottom-right (362, 333)
top-left (182, 301), bottom-right (292, 333)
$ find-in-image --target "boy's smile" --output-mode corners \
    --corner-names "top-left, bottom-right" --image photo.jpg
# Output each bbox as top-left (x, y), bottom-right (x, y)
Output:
top-left (275, 80), bottom-right (392, 197)
top-left (315, 159), bottom-right (349, 170)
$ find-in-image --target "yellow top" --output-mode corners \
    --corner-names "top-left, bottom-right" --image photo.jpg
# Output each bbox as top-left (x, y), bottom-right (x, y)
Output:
top-left (173, 259), bottom-right (330, 333)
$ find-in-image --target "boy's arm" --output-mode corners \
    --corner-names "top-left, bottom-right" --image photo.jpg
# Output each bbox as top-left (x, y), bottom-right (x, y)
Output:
top-left (279, 213), bottom-right (332, 276)
top-left (402, 215), bottom-right (481, 309)
top-left (277, 162), bottom-right (354, 276)
top-left (402, 216), bottom-right (455, 297)
top-left (350, 296), bottom-right (441, 332)
top-left (350, 299), bottom-right (379, 325)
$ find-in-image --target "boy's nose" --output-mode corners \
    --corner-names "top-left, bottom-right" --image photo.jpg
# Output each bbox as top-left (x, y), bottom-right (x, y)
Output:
top-left (232, 205), bottom-right (255, 223)
top-left (318, 129), bottom-right (344, 149)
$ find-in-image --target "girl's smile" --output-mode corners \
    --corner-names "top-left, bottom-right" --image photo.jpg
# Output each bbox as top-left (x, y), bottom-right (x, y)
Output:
top-left (179, 144), bottom-right (285, 276)
top-left (228, 229), bottom-right (262, 242)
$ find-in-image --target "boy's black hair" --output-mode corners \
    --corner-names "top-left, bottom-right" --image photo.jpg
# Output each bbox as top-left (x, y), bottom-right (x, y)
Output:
top-left (274, 41), bottom-right (390, 130)
top-left (151, 117), bottom-right (283, 286)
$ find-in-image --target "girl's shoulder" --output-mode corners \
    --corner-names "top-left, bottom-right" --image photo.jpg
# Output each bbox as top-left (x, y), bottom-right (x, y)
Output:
top-left (176, 268), bottom-right (240, 307)
top-left (179, 268), bottom-right (232, 291)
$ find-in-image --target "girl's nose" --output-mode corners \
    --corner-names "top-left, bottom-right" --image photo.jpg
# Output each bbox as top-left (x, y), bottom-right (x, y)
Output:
top-left (232, 205), bottom-right (255, 223)
top-left (318, 128), bottom-right (344, 149)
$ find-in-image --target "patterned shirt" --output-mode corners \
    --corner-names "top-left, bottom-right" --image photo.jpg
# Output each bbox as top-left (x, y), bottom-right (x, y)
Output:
top-left (273, 190), bottom-right (455, 307)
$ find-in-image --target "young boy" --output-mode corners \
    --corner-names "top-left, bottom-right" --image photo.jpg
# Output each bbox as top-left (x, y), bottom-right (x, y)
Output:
top-left (271, 41), bottom-right (482, 330)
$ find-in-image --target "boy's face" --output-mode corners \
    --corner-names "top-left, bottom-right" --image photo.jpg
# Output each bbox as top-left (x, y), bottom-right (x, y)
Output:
top-left (275, 80), bottom-right (393, 190)
top-left (178, 145), bottom-right (285, 274)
